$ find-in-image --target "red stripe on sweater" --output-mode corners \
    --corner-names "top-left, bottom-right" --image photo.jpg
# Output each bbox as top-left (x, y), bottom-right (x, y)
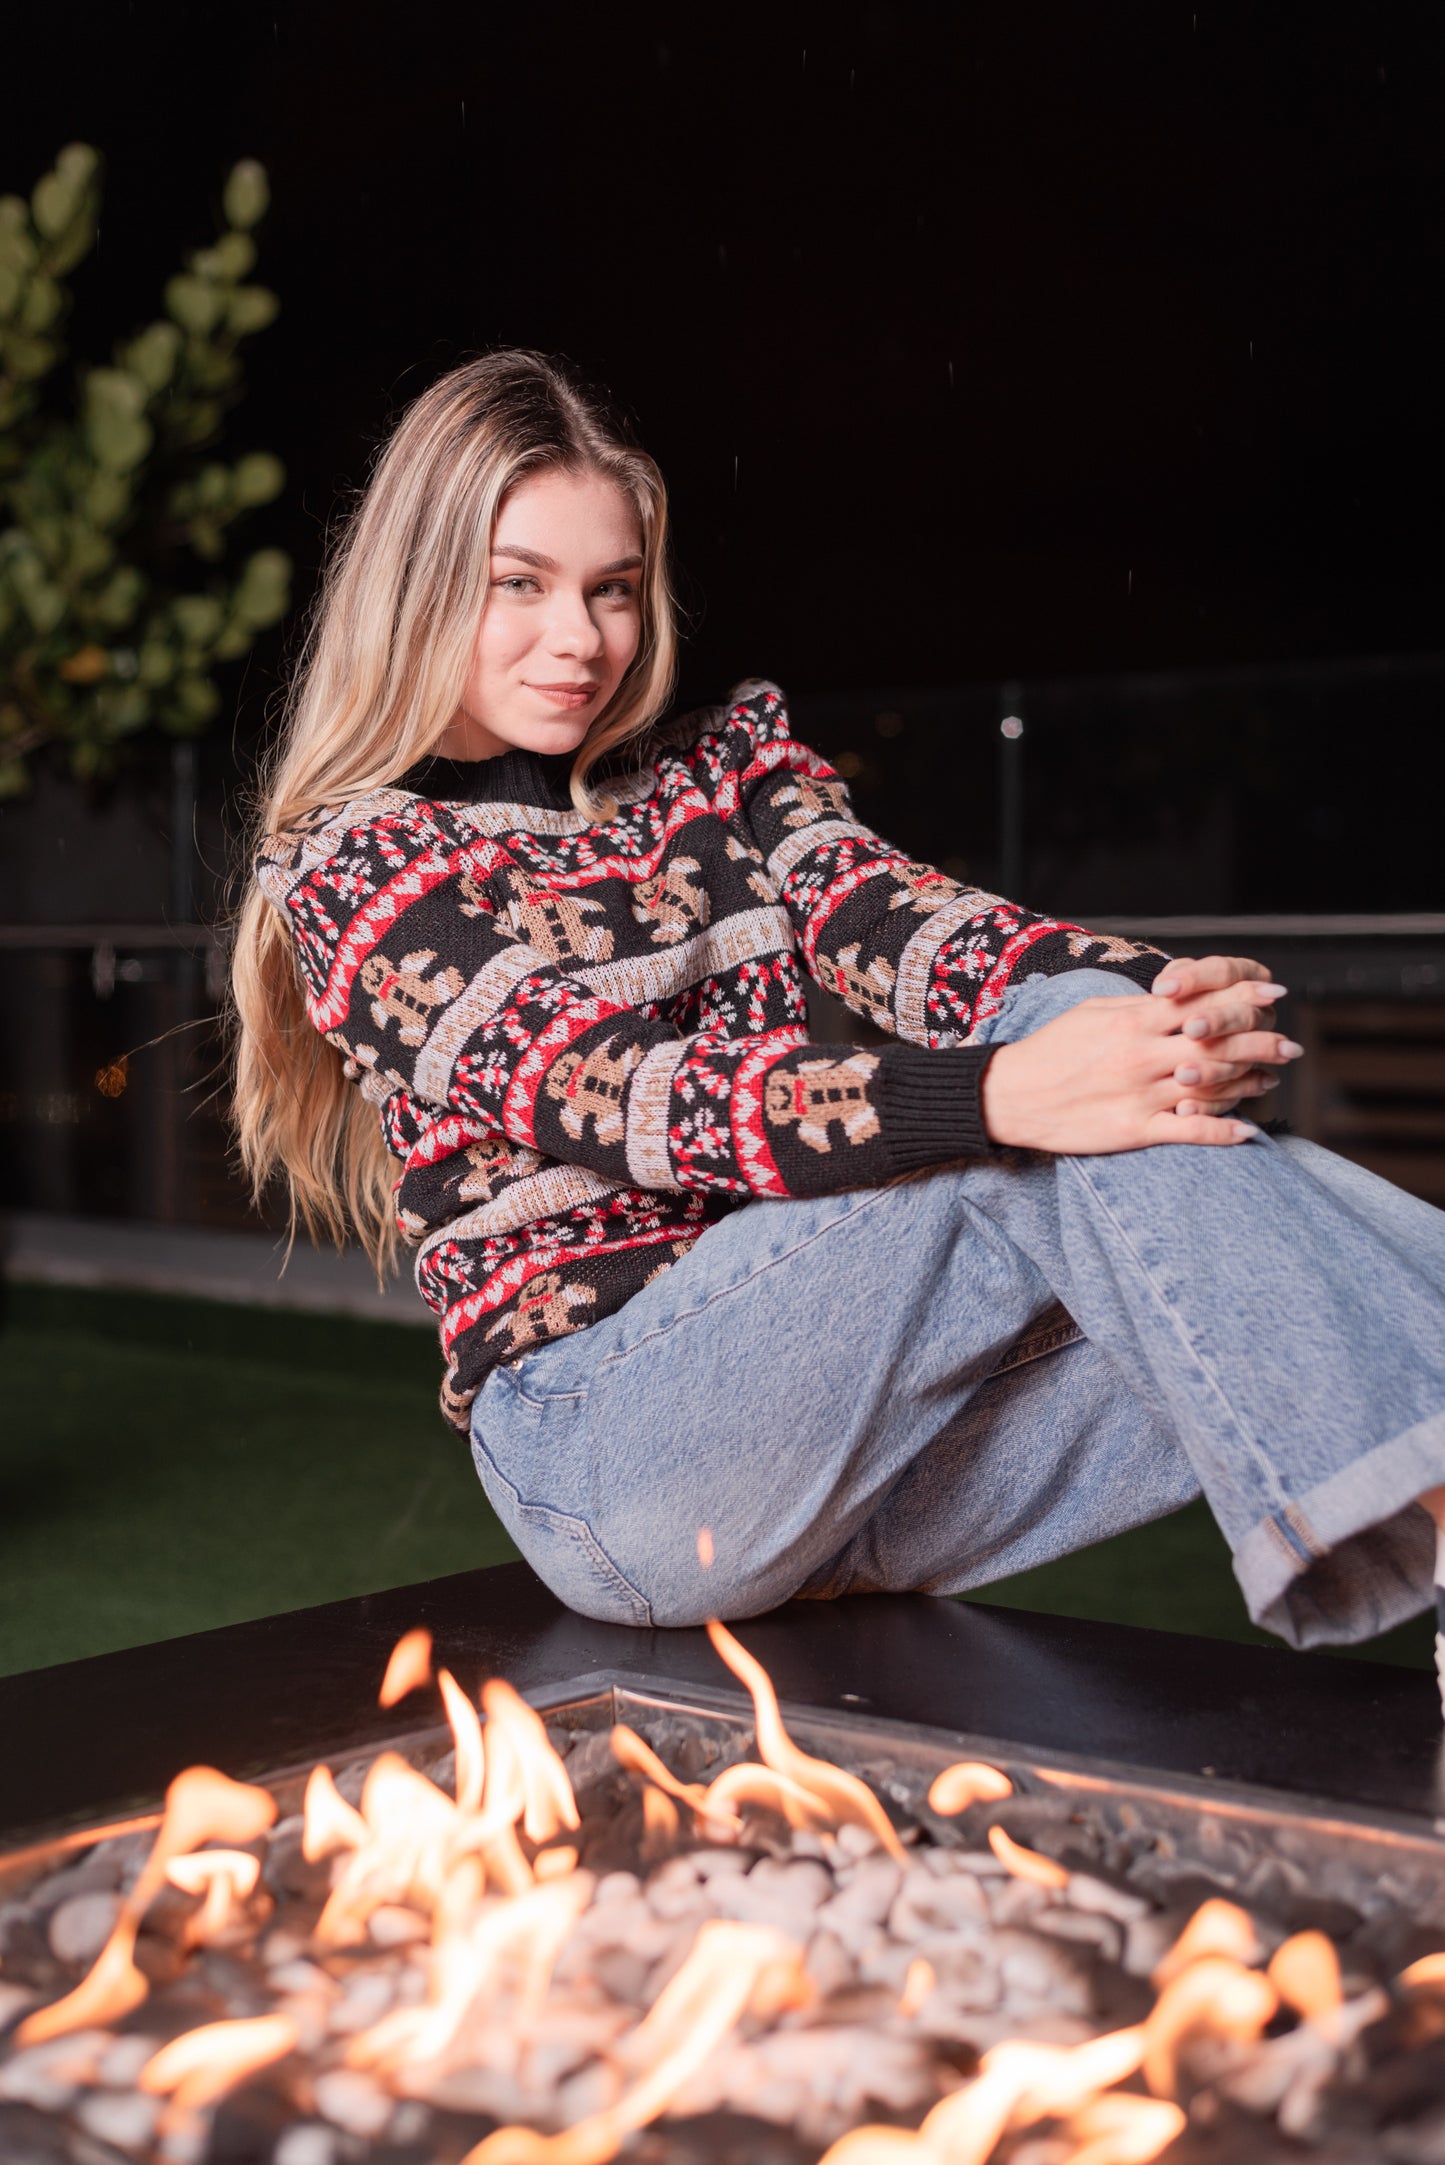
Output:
top-left (728, 1040), bottom-right (790, 1198)
top-left (502, 997), bottom-right (622, 1139)
top-left (439, 1228), bottom-right (695, 1352)
top-left (970, 916), bottom-right (1068, 1025)
top-left (302, 846), bottom-right (465, 1031)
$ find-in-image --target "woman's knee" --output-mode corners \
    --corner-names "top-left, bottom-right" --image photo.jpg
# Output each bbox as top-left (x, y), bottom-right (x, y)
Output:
top-left (977, 967), bottom-right (1142, 1046)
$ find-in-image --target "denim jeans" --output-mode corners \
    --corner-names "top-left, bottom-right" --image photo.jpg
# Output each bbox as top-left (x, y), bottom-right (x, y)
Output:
top-left (469, 969), bottom-right (1445, 1647)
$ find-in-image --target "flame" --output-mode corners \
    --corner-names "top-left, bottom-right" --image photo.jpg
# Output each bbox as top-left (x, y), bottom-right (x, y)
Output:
top-left (1399, 1950), bottom-right (1445, 1990)
top-left (1064, 2092), bottom-right (1187, 2164)
top-left (314, 1751), bottom-right (459, 1946)
top-left (1152, 1896), bottom-right (1257, 1983)
top-left (705, 1620), bottom-right (906, 1860)
top-left (302, 1763), bottom-right (370, 1860)
top-left (439, 1667), bottom-right (487, 1813)
top-left (987, 1824), bottom-right (1069, 1888)
top-left (464, 1922), bottom-right (805, 2165)
top-left (165, 1848), bottom-right (263, 1946)
top-left (481, 1680), bottom-right (581, 1846)
top-left (1268, 1929), bottom-right (1343, 2030)
top-left (139, 2013), bottom-right (297, 2115)
top-left (642, 1785), bottom-right (681, 1853)
top-left (610, 1724), bottom-right (710, 1811)
top-left (1142, 1954), bottom-right (1278, 2096)
top-left (701, 1760), bottom-right (828, 1830)
top-left (17, 1765), bottom-right (275, 2043)
top-left (897, 1957), bottom-right (935, 2018)
top-left (696, 1526), bottom-right (715, 1567)
top-left (927, 1761), bottom-right (1013, 1815)
top-left (379, 1625), bottom-right (434, 1706)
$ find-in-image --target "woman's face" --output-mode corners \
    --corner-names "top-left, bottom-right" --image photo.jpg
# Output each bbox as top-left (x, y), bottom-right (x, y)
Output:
top-left (435, 466), bottom-right (644, 761)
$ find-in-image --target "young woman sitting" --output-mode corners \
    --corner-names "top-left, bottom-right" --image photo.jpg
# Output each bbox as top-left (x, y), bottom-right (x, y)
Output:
top-left (232, 352), bottom-right (1445, 1701)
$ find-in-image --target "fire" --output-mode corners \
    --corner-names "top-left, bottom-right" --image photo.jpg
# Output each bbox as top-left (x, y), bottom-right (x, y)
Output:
top-left (16, 1763), bottom-right (275, 2043)
top-left (1268, 1928), bottom-right (1343, 2030)
top-left (379, 1624), bottom-right (434, 1706)
top-left (927, 1761), bottom-right (1013, 1815)
top-left (139, 2013), bottom-right (297, 2117)
top-left (463, 1921), bottom-right (807, 2165)
top-left (705, 1619), bottom-right (907, 1860)
top-left (987, 1823), bottom-right (1069, 1888)
top-left (165, 1847), bottom-right (264, 1947)
top-left (11, 1619), bottom-right (1425, 2164)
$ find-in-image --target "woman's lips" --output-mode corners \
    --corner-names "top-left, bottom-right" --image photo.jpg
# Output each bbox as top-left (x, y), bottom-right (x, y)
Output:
top-left (528, 682), bottom-right (600, 710)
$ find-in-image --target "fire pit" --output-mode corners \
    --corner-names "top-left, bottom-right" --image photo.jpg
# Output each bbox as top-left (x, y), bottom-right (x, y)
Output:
top-left (1, 1568), bottom-right (1443, 2164)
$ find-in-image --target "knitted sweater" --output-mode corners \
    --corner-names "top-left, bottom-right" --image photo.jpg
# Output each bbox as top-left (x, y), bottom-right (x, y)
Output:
top-left (257, 683), bottom-right (1167, 1427)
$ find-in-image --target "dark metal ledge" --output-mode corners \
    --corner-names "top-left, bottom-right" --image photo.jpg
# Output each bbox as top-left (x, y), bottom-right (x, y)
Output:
top-left (1, 1564), bottom-right (1439, 1850)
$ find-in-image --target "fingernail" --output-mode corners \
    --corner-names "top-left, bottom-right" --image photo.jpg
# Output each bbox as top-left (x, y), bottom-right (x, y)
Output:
top-left (1183, 1018), bottom-right (1209, 1039)
top-left (1260, 1074), bottom-right (1280, 1089)
top-left (1256, 983), bottom-right (1288, 999)
top-left (1175, 1066), bottom-right (1202, 1085)
top-left (1154, 978), bottom-right (1180, 996)
top-left (1280, 1039), bottom-right (1304, 1058)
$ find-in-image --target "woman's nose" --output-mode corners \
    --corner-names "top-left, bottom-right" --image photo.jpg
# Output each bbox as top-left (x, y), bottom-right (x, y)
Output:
top-left (543, 588), bottom-right (606, 658)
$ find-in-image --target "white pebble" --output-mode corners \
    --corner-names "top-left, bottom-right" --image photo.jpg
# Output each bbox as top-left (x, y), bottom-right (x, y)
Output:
top-left (0, 2029), bottom-right (111, 2107)
top-left (275, 2126), bottom-right (343, 2165)
top-left (75, 2088), bottom-right (162, 2148)
top-left (96, 2031), bottom-right (159, 2085)
top-left (592, 1870), bottom-right (641, 1904)
top-left (328, 1968), bottom-right (397, 2034)
top-left (314, 2066), bottom-right (395, 2137)
top-left (369, 1903), bottom-right (429, 1946)
top-left (0, 1981), bottom-right (38, 2029)
top-left (48, 1890), bottom-right (122, 1965)
top-left (1063, 1873), bottom-right (1151, 1922)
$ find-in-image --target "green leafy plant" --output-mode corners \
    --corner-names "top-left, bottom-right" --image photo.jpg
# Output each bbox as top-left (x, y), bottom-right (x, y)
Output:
top-left (0, 145), bottom-right (290, 795)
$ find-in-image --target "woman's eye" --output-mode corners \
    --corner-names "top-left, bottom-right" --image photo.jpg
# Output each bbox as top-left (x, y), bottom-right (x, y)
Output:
top-left (493, 575), bottom-right (539, 594)
top-left (594, 580), bottom-right (638, 602)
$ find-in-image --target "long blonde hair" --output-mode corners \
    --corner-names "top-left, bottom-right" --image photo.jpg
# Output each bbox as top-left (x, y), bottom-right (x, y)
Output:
top-left (230, 351), bottom-right (678, 1269)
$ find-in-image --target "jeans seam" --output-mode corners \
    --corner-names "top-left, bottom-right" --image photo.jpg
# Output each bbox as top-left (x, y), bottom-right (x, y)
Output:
top-left (470, 1432), bottom-right (655, 1625)
top-left (1062, 1152), bottom-right (1295, 1516)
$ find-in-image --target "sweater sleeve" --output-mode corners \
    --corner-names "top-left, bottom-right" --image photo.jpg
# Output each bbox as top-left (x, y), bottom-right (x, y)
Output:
top-left (255, 791), bottom-right (995, 1202)
top-left (730, 685), bottom-right (1170, 1045)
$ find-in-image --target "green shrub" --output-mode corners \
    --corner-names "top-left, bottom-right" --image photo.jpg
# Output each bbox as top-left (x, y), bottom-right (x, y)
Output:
top-left (0, 147), bottom-right (290, 795)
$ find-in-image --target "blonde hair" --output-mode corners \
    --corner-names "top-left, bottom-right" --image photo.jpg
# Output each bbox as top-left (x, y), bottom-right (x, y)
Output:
top-left (230, 350), bottom-right (678, 1269)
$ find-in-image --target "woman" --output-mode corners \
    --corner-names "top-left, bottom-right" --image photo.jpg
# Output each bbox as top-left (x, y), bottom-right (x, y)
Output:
top-left (233, 351), bottom-right (1445, 1695)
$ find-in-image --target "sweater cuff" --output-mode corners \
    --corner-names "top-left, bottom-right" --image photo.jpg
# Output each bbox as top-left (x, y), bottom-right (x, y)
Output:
top-left (875, 1041), bottom-right (1001, 1176)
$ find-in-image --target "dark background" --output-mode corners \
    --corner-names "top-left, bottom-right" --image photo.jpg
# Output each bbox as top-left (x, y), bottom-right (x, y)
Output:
top-left (4, 0), bottom-right (1444, 933)
top-left (9, 2), bottom-right (1445, 700)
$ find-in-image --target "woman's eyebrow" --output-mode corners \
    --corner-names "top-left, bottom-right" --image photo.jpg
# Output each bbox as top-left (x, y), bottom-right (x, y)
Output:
top-left (491, 544), bottom-right (643, 574)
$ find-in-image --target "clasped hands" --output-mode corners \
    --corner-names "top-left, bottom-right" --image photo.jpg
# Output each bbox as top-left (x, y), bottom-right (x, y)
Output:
top-left (979, 955), bottom-right (1302, 1155)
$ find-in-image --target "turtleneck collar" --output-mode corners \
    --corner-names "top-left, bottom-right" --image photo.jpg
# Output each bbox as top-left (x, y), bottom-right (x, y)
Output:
top-left (395, 742), bottom-right (579, 813)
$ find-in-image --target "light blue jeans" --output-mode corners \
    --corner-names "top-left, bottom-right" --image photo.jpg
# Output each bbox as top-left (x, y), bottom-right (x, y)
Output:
top-left (469, 970), bottom-right (1445, 1648)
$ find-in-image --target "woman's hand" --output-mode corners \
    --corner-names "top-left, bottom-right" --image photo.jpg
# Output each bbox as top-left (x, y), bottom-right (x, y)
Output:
top-left (979, 955), bottom-right (1303, 1153)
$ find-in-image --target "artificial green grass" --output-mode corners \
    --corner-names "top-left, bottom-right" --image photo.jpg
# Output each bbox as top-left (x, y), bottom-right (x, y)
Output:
top-left (0, 1282), bottom-right (1432, 1677)
top-left (0, 1282), bottom-right (517, 1678)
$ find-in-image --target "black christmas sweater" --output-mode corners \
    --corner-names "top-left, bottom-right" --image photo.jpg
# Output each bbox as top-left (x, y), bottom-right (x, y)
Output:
top-left (256, 683), bottom-right (1167, 1428)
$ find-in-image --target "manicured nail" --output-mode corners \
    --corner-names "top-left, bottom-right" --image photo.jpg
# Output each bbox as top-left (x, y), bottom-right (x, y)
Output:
top-left (1260, 1074), bottom-right (1280, 1089)
top-left (1255, 983), bottom-right (1288, 1000)
top-left (1154, 978), bottom-right (1180, 996)
top-left (1175, 1065), bottom-right (1202, 1085)
top-left (1280, 1039), bottom-right (1304, 1058)
top-left (1183, 1018), bottom-right (1210, 1039)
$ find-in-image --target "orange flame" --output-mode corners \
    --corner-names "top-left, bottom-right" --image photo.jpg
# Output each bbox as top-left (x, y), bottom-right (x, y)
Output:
top-left (897, 1957), bottom-right (934, 2019)
top-left (642, 1785), bottom-right (681, 1854)
top-left (302, 1763), bottom-right (369, 1861)
top-left (1153, 1896), bottom-right (1257, 1983)
top-left (165, 1848), bottom-right (263, 1947)
top-left (610, 1724), bottom-right (710, 1811)
top-left (987, 1824), bottom-right (1069, 1888)
top-left (700, 1759), bottom-right (828, 1830)
top-left (463, 1922), bottom-right (806, 2165)
top-left (17, 1764), bottom-right (275, 2043)
top-left (696, 1526), bottom-right (715, 1568)
top-left (705, 1620), bottom-right (906, 1861)
top-left (481, 1680), bottom-right (581, 1846)
top-left (379, 1626), bottom-right (434, 1707)
top-left (1268, 1929), bottom-right (1343, 2030)
top-left (1142, 1955), bottom-right (1278, 2097)
top-left (1399, 1950), bottom-right (1445, 1990)
top-left (927, 1761), bottom-right (1013, 1815)
top-left (1064, 2091), bottom-right (1188, 2165)
top-left (314, 1752), bottom-right (458, 1946)
top-left (139, 2012), bottom-right (297, 2116)
top-left (439, 1667), bottom-right (487, 1814)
